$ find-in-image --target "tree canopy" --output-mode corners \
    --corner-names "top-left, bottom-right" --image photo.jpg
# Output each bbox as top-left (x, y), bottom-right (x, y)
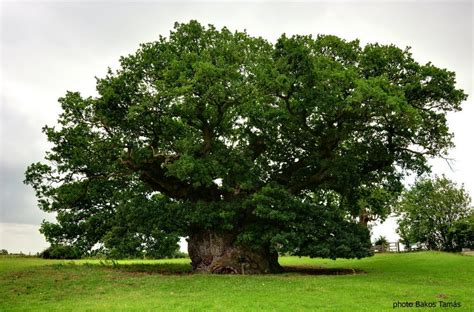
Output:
top-left (396, 176), bottom-right (473, 251)
top-left (25, 21), bottom-right (466, 272)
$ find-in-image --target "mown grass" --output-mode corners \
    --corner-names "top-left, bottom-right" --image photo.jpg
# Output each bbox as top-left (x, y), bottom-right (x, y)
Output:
top-left (0, 252), bottom-right (472, 311)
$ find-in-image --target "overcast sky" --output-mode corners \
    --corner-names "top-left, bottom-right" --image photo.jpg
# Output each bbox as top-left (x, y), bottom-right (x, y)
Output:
top-left (1, 0), bottom-right (472, 253)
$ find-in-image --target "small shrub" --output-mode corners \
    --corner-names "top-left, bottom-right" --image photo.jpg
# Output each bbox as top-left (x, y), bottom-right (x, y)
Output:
top-left (373, 236), bottom-right (389, 252)
top-left (40, 245), bottom-right (81, 259)
top-left (169, 251), bottom-right (189, 259)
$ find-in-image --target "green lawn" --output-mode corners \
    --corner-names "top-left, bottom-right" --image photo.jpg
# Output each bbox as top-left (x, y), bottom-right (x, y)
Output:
top-left (0, 252), bottom-right (472, 311)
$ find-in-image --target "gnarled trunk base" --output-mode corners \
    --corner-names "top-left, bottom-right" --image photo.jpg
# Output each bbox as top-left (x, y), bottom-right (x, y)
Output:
top-left (188, 231), bottom-right (282, 274)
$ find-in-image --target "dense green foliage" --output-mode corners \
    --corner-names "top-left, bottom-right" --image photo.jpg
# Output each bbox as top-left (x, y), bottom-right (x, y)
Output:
top-left (450, 214), bottom-right (474, 250)
top-left (396, 176), bottom-right (473, 251)
top-left (40, 245), bottom-right (82, 259)
top-left (25, 21), bottom-right (466, 260)
top-left (1, 253), bottom-right (473, 311)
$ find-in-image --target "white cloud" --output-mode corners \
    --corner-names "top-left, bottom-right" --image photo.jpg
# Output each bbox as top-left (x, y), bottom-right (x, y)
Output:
top-left (0, 223), bottom-right (49, 254)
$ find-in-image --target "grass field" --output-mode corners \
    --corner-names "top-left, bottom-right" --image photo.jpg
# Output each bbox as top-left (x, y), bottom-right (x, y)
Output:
top-left (0, 252), bottom-right (472, 311)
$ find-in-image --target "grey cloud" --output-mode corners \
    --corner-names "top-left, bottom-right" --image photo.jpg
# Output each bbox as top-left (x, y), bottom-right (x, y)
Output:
top-left (0, 163), bottom-right (55, 225)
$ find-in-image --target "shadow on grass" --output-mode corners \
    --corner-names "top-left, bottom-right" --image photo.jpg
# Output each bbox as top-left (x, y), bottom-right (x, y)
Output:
top-left (41, 261), bottom-right (192, 275)
top-left (282, 265), bottom-right (364, 275)
top-left (69, 261), bottom-right (364, 276)
top-left (107, 262), bottom-right (193, 275)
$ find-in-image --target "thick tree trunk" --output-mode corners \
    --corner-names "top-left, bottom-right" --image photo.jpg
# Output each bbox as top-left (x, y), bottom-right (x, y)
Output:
top-left (187, 231), bottom-right (282, 274)
top-left (358, 208), bottom-right (373, 228)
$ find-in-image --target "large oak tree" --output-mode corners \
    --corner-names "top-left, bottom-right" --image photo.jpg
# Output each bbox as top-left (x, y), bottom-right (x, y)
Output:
top-left (25, 21), bottom-right (466, 273)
